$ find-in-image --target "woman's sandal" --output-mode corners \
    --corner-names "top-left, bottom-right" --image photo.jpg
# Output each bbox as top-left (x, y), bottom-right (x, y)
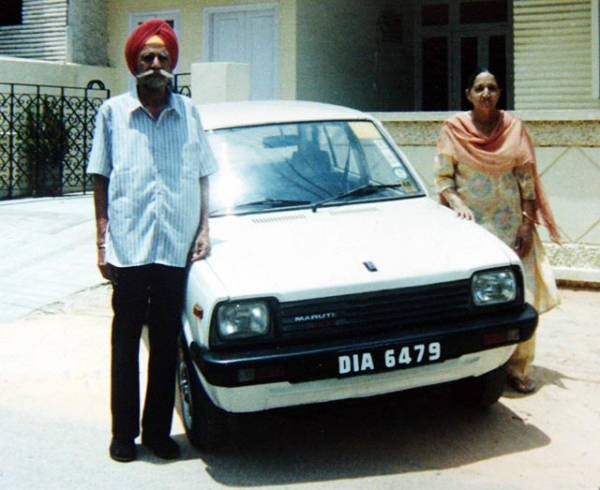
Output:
top-left (508, 375), bottom-right (536, 394)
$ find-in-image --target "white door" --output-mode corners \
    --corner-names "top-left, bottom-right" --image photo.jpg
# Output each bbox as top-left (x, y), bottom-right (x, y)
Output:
top-left (205, 5), bottom-right (278, 100)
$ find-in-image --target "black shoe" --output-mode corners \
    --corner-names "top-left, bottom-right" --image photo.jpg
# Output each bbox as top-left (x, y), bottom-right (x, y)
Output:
top-left (109, 438), bottom-right (136, 463)
top-left (142, 436), bottom-right (180, 460)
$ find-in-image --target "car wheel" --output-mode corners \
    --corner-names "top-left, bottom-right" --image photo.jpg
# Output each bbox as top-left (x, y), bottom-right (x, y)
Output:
top-left (176, 337), bottom-right (228, 449)
top-left (453, 364), bottom-right (507, 409)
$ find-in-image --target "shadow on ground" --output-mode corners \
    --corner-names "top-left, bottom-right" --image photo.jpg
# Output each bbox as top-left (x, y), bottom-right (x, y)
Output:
top-left (180, 384), bottom-right (550, 486)
top-left (503, 365), bottom-right (600, 401)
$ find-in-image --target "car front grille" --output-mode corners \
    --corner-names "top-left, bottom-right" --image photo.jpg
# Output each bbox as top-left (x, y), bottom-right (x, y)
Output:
top-left (278, 279), bottom-right (473, 340)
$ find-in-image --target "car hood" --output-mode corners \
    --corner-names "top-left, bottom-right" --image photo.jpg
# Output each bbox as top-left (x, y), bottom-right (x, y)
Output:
top-left (196, 198), bottom-right (519, 301)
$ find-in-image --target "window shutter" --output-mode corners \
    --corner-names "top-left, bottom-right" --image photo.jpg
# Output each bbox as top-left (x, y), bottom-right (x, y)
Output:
top-left (514, 0), bottom-right (593, 109)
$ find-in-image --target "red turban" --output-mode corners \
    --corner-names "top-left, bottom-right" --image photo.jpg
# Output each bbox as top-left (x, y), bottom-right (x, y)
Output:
top-left (124, 19), bottom-right (179, 75)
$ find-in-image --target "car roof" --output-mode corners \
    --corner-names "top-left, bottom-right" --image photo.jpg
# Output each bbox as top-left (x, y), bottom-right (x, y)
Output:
top-left (196, 100), bottom-right (373, 130)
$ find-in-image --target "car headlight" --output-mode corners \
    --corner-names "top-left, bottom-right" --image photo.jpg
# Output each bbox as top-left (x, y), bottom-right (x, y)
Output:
top-left (216, 301), bottom-right (270, 340)
top-left (472, 268), bottom-right (517, 306)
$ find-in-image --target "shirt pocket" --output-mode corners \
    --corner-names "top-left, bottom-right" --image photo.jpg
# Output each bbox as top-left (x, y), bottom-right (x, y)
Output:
top-left (181, 141), bottom-right (201, 181)
top-left (110, 165), bottom-right (141, 201)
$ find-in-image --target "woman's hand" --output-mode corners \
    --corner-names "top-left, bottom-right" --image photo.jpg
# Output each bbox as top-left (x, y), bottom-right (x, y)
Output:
top-left (452, 201), bottom-right (475, 220)
top-left (514, 223), bottom-right (534, 258)
top-left (515, 199), bottom-right (536, 258)
top-left (443, 189), bottom-right (475, 220)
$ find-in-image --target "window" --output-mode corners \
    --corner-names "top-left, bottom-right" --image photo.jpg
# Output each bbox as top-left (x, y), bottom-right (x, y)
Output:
top-left (129, 11), bottom-right (180, 34)
top-left (422, 37), bottom-right (449, 110)
top-left (422, 4), bottom-right (449, 26)
top-left (207, 121), bottom-right (421, 215)
top-left (460, 0), bottom-right (508, 24)
top-left (0, 0), bottom-right (23, 26)
top-left (417, 0), bottom-right (513, 110)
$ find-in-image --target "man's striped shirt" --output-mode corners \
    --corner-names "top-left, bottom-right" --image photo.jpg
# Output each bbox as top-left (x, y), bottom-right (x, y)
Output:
top-left (87, 90), bottom-right (218, 268)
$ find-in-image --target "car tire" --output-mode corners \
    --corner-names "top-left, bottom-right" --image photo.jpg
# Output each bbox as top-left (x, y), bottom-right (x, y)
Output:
top-left (176, 337), bottom-right (228, 450)
top-left (453, 364), bottom-right (507, 409)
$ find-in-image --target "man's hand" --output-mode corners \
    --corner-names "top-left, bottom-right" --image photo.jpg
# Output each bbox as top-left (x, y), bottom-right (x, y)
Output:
top-left (93, 176), bottom-right (113, 280)
top-left (192, 177), bottom-right (211, 262)
top-left (97, 247), bottom-right (116, 282)
top-left (191, 231), bottom-right (211, 262)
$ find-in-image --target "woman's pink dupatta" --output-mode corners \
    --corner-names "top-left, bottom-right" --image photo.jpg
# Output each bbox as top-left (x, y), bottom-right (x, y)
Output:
top-left (437, 111), bottom-right (561, 243)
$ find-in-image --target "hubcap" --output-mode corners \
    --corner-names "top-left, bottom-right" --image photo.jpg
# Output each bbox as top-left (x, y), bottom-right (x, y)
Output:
top-left (178, 354), bottom-right (194, 430)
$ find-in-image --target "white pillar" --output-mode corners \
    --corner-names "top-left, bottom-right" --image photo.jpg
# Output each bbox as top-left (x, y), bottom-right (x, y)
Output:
top-left (191, 62), bottom-right (250, 104)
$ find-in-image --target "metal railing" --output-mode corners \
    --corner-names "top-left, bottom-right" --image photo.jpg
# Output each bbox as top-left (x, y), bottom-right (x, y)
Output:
top-left (0, 80), bottom-right (110, 199)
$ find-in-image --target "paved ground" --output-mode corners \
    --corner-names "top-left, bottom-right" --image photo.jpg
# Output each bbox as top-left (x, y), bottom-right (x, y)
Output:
top-left (0, 195), bottom-right (98, 322)
top-left (0, 286), bottom-right (598, 490)
top-left (1, 196), bottom-right (599, 489)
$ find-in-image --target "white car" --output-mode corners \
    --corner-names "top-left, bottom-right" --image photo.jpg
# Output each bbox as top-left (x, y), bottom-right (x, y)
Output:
top-left (177, 100), bottom-right (537, 448)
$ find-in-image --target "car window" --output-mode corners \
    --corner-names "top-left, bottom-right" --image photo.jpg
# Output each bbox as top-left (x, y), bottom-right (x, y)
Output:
top-left (207, 120), bottom-right (423, 215)
top-left (324, 123), bottom-right (362, 178)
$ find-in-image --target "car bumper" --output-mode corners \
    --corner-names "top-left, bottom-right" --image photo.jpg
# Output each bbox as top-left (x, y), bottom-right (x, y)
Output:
top-left (189, 305), bottom-right (537, 412)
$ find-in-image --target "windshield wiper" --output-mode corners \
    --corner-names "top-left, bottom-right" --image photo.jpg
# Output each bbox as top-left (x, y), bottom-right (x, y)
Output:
top-left (311, 183), bottom-right (403, 212)
top-left (212, 198), bottom-right (311, 215)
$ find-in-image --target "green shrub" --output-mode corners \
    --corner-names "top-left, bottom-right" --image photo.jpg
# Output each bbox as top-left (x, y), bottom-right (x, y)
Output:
top-left (19, 96), bottom-right (69, 196)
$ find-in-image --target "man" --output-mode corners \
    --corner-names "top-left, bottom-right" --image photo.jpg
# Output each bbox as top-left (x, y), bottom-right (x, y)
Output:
top-left (87, 19), bottom-right (218, 463)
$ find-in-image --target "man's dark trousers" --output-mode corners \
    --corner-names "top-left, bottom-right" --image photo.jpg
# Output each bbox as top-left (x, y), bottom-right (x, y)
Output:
top-left (110, 264), bottom-right (186, 442)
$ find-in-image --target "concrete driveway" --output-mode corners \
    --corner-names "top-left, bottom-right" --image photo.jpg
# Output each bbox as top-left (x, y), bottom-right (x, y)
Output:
top-left (1, 286), bottom-right (599, 489)
top-left (0, 196), bottom-right (599, 489)
top-left (0, 195), bottom-right (99, 322)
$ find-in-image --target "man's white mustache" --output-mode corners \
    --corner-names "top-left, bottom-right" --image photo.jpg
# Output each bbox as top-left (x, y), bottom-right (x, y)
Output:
top-left (136, 69), bottom-right (174, 80)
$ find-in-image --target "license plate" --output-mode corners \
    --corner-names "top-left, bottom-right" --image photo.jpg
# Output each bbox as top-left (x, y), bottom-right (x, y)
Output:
top-left (337, 341), bottom-right (442, 377)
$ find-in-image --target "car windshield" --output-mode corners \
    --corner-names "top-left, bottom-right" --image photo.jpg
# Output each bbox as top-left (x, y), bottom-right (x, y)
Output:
top-left (207, 120), bottom-right (424, 216)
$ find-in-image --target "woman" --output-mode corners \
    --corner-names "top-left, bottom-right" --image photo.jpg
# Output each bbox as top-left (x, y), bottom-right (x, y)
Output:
top-left (434, 68), bottom-right (560, 393)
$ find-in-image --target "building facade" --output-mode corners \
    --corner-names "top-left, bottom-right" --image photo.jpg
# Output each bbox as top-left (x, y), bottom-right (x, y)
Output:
top-left (3, 0), bottom-right (600, 113)
top-left (1, 0), bottom-right (598, 282)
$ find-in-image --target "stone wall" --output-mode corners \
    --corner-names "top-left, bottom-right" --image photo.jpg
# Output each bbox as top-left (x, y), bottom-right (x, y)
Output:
top-left (375, 111), bottom-right (600, 285)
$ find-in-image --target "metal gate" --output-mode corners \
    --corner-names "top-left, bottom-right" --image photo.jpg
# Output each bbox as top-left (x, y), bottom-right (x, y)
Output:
top-left (0, 81), bottom-right (110, 199)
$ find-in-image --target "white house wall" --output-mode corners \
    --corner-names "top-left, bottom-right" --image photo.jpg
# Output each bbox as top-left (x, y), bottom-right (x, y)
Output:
top-left (0, 56), bottom-right (117, 89)
top-left (106, 0), bottom-right (297, 97)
